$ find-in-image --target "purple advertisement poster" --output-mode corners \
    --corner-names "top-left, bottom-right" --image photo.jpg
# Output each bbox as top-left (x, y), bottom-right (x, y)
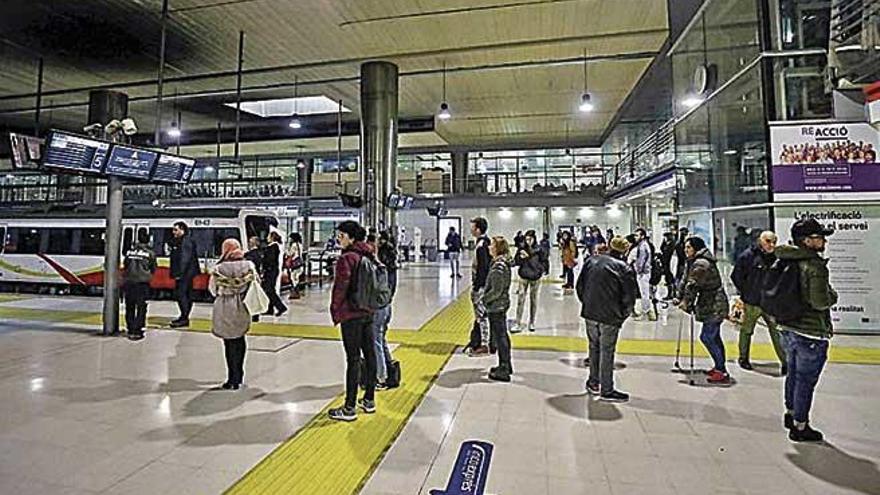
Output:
top-left (770, 122), bottom-right (880, 201)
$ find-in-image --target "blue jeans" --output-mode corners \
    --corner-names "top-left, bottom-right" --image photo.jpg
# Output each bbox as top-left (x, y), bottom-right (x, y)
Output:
top-left (782, 330), bottom-right (829, 423)
top-left (372, 305), bottom-right (393, 382)
top-left (699, 318), bottom-right (726, 372)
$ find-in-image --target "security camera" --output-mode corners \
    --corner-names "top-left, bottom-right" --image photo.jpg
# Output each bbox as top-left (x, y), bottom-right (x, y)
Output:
top-left (121, 118), bottom-right (138, 136)
top-left (83, 123), bottom-right (103, 136)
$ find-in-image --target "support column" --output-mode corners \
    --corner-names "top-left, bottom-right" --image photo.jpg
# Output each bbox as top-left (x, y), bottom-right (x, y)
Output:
top-left (452, 151), bottom-right (468, 194)
top-left (88, 90), bottom-right (129, 336)
top-left (359, 61), bottom-right (399, 230)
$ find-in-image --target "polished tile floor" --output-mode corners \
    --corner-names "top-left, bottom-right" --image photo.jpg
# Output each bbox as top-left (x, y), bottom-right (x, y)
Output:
top-left (362, 349), bottom-right (880, 495)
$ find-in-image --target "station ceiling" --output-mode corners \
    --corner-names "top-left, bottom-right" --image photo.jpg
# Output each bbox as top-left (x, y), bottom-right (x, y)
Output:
top-left (0, 0), bottom-right (669, 150)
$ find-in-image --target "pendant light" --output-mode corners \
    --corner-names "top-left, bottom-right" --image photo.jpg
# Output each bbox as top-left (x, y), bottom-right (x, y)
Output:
top-left (579, 50), bottom-right (594, 113)
top-left (438, 61), bottom-right (451, 120)
top-left (289, 76), bottom-right (302, 129)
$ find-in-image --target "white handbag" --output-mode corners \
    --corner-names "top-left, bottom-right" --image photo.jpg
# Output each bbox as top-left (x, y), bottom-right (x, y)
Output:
top-left (243, 274), bottom-right (270, 316)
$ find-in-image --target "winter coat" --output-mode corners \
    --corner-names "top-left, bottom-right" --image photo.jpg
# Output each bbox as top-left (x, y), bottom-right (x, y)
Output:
top-left (731, 244), bottom-right (775, 306)
top-left (169, 234), bottom-right (200, 280)
top-left (513, 244), bottom-right (547, 281)
top-left (472, 235), bottom-right (491, 290)
top-left (482, 257), bottom-right (512, 314)
top-left (561, 239), bottom-right (578, 268)
top-left (330, 241), bottom-right (375, 325)
top-left (123, 242), bottom-right (156, 284)
top-left (681, 248), bottom-right (729, 322)
top-left (445, 232), bottom-right (462, 253)
top-left (773, 244), bottom-right (837, 338)
top-left (576, 253), bottom-right (638, 327)
top-left (208, 259), bottom-right (256, 339)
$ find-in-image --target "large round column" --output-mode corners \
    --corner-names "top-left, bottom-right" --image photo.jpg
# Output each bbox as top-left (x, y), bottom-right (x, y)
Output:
top-left (359, 61), bottom-right (399, 230)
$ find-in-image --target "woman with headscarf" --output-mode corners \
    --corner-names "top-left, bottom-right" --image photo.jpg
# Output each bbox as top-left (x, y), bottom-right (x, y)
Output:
top-left (209, 238), bottom-right (258, 390)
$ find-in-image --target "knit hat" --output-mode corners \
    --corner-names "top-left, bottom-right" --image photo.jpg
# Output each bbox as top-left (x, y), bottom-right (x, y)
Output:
top-left (609, 236), bottom-right (630, 254)
top-left (220, 238), bottom-right (244, 261)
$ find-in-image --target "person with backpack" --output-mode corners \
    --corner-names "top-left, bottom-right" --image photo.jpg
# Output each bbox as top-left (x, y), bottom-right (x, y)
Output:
top-left (169, 221), bottom-right (200, 328)
top-left (445, 226), bottom-right (463, 278)
top-left (678, 236), bottom-right (731, 384)
top-left (731, 230), bottom-right (786, 373)
top-left (511, 230), bottom-right (547, 333)
top-left (208, 238), bottom-right (257, 390)
top-left (123, 229), bottom-right (156, 341)
top-left (371, 231), bottom-right (400, 390)
top-left (577, 236), bottom-right (638, 402)
top-left (632, 228), bottom-right (657, 321)
top-left (465, 217), bottom-right (492, 356)
top-left (768, 219), bottom-right (837, 442)
top-left (328, 220), bottom-right (379, 421)
top-left (482, 236), bottom-right (514, 382)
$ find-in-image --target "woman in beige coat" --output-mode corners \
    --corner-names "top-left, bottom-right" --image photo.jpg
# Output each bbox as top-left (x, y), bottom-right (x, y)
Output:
top-left (209, 238), bottom-right (257, 390)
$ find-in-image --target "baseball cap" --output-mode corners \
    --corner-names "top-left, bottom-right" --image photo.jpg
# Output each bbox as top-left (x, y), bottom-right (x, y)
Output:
top-left (791, 218), bottom-right (834, 239)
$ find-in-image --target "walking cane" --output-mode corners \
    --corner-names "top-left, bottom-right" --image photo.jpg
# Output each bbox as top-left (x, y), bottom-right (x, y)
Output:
top-left (670, 310), bottom-right (685, 373)
top-left (688, 312), bottom-right (696, 386)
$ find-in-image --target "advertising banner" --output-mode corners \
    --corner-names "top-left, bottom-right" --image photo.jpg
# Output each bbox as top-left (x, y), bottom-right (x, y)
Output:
top-left (776, 206), bottom-right (880, 333)
top-left (770, 122), bottom-right (880, 201)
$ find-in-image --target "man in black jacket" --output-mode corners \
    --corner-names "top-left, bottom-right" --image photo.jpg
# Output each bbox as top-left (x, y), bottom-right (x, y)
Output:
top-left (659, 231), bottom-right (676, 299)
top-left (123, 230), bottom-right (156, 341)
top-left (168, 221), bottom-right (200, 328)
top-left (576, 236), bottom-right (638, 402)
top-left (731, 230), bottom-right (786, 372)
top-left (465, 217), bottom-right (492, 356)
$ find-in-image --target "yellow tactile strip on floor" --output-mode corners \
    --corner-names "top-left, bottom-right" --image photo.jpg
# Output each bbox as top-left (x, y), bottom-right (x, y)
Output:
top-left (224, 292), bottom-right (474, 495)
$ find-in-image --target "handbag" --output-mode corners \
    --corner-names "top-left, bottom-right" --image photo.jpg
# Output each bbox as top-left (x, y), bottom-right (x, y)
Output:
top-left (286, 256), bottom-right (304, 271)
top-left (243, 274), bottom-right (270, 316)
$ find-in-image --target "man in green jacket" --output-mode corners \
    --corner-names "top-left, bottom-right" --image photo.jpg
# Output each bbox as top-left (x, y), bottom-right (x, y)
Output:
top-left (775, 218), bottom-right (837, 443)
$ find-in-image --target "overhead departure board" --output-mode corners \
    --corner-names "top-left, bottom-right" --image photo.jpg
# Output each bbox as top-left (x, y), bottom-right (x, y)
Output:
top-left (104, 145), bottom-right (158, 180)
top-left (153, 153), bottom-right (196, 184)
top-left (41, 131), bottom-right (110, 175)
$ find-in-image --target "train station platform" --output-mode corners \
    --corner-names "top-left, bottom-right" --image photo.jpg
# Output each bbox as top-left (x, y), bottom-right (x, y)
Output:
top-left (0, 261), bottom-right (878, 495)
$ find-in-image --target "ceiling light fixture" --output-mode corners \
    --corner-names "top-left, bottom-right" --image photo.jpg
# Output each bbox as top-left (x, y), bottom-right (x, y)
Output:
top-left (579, 50), bottom-right (594, 113)
top-left (438, 61), bottom-right (451, 120)
top-left (289, 76), bottom-right (303, 129)
top-left (682, 94), bottom-right (704, 108)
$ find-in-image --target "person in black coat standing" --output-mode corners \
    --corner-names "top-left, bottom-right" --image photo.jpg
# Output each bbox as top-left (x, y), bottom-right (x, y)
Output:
top-left (261, 231), bottom-right (288, 317)
top-left (576, 236), bottom-right (638, 402)
top-left (169, 221), bottom-right (200, 328)
top-left (659, 231), bottom-right (677, 299)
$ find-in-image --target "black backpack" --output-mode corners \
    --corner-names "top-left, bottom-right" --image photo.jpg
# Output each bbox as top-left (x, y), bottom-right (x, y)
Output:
top-left (650, 253), bottom-right (664, 286)
top-left (350, 255), bottom-right (393, 311)
top-left (761, 258), bottom-right (809, 323)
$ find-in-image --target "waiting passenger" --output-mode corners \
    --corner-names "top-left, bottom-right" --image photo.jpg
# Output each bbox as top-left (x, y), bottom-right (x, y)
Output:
top-left (123, 229), bottom-right (156, 341)
top-left (209, 238), bottom-right (256, 390)
top-left (731, 230), bottom-right (786, 373)
top-left (445, 226), bottom-right (463, 278)
top-left (483, 236), bottom-right (513, 382)
top-left (577, 236), bottom-right (637, 402)
top-left (773, 219), bottom-right (837, 442)
top-left (559, 231), bottom-right (578, 292)
top-left (261, 231), bottom-right (287, 317)
top-left (465, 217), bottom-right (492, 356)
top-left (169, 221), bottom-right (200, 328)
top-left (245, 236), bottom-right (263, 323)
top-left (372, 231), bottom-right (399, 389)
top-left (512, 230), bottom-right (547, 333)
top-left (285, 233), bottom-right (305, 300)
top-left (678, 236), bottom-right (731, 384)
top-left (632, 228), bottom-right (656, 321)
top-left (328, 220), bottom-right (377, 422)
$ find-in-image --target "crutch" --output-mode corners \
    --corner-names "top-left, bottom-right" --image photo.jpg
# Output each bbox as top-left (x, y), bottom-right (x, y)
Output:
top-left (688, 311), bottom-right (696, 386)
top-left (670, 310), bottom-right (685, 373)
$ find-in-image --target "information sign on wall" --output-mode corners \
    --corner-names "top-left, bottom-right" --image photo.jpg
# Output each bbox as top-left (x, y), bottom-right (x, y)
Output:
top-left (770, 122), bottom-right (880, 201)
top-left (776, 206), bottom-right (880, 333)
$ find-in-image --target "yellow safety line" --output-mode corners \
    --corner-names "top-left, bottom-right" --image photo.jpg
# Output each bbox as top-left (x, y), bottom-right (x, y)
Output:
top-left (224, 291), bottom-right (474, 495)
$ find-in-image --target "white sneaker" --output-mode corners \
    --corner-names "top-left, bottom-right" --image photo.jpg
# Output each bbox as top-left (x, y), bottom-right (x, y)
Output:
top-left (528, 324), bottom-right (535, 332)
top-left (510, 324), bottom-right (523, 334)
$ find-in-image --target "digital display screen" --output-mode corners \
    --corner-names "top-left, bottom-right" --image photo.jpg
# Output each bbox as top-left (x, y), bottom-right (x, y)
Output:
top-left (153, 154), bottom-right (196, 184)
top-left (386, 193), bottom-right (400, 208)
top-left (41, 131), bottom-right (110, 174)
top-left (396, 196), bottom-right (407, 208)
top-left (104, 145), bottom-right (157, 180)
top-left (404, 196), bottom-right (414, 209)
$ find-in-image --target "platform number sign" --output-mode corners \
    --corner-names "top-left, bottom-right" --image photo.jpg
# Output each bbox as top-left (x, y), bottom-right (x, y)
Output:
top-left (430, 441), bottom-right (494, 495)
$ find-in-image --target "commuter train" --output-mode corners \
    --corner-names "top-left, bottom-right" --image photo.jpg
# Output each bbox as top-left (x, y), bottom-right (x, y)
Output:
top-left (0, 206), bottom-right (281, 296)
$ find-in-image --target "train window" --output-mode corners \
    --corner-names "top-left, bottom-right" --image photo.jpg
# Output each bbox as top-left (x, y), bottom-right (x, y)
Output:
top-left (80, 228), bottom-right (106, 256)
top-left (213, 228), bottom-right (240, 258)
top-left (189, 228), bottom-right (240, 259)
top-left (0, 227), bottom-right (5, 254)
top-left (46, 228), bottom-right (76, 255)
top-left (122, 228), bottom-right (134, 254)
top-left (150, 228), bottom-right (170, 256)
top-left (245, 215), bottom-right (277, 242)
top-left (6, 227), bottom-right (43, 254)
